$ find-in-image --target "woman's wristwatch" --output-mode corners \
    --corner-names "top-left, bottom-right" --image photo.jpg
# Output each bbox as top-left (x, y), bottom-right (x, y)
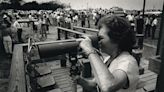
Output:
top-left (86, 49), bottom-right (98, 57)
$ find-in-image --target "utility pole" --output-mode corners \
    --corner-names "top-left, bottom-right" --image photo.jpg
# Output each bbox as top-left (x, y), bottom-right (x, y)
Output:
top-left (142, 0), bottom-right (146, 19)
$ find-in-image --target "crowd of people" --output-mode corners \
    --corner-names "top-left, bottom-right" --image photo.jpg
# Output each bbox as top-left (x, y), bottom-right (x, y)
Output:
top-left (126, 12), bottom-right (158, 39)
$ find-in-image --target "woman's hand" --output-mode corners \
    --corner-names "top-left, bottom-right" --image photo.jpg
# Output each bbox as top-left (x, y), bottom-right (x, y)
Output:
top-left (79, 36), bottom-right (94, 55)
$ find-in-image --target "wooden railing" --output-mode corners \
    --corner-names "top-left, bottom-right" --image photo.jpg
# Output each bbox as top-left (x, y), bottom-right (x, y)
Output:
top-left (6, 40), bottom-right (73, 92)
top-left (8, 45), bottom-right (26, 92)
top-left (135, 33), bottom-right (144, 49)
top-left (73, 26), bottom-right (99, 33)
top-left (57, 27), bottom-right (89, 40)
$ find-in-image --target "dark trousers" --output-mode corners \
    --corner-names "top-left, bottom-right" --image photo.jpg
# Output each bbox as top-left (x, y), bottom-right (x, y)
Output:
top-left (95, 19), bottom-right (99, 26)
top-left (33, 25), bottom-right (38, 33)
top-left (145, 24), bottom-right (151, 38)
top-left (81, 21), bottom-right (85, 27)
top-left (87, 20), bottom-right (90, 28)
top-left (17, 28), bottom-right (23, 43)
top-left (152, 26), bottom-right (156, 39)
top-left (46, 24), bottom-right (49, 31)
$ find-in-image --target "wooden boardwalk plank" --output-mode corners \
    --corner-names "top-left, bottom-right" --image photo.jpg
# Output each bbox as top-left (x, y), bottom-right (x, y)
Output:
top-left (141, 75), bottom-right (157, 82)
top-left (51, 66), bottom-right (83, 92)
top-left (143, 83), bottom-right (156, 92)
top-left (136, 88), bottom-right (145, 92)
top-left (144, 70), bottom-right (152, 73)
top-left (145, 78), bottom-right (157, 84)
top-left (140, 72), bottom-right (156, 78)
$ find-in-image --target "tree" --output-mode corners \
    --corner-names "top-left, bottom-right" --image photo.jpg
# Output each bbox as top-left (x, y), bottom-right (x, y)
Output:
top-left (0, 0), bottom-right (66, 10)
top-left (22, 1), bottom-right (39, 10)
top-left (10, 0), bottom-right (23, 9)
top-left (0, 2), bottom-right (11, 10)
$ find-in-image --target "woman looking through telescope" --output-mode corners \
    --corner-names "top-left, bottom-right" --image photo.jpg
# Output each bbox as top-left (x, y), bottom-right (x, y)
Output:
top-left (76, 15), bottom-right (139, 92)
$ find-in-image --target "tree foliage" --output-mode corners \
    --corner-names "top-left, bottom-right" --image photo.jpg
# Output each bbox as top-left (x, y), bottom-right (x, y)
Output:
top-left (0, 0), bottom-right (65, 10)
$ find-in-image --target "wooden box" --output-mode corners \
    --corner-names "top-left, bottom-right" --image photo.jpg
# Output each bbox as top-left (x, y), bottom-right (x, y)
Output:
top-left (149, 55), bottom-right (161, 74)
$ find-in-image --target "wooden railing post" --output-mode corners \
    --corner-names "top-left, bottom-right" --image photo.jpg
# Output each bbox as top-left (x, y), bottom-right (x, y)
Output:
top-left (83, 29), bottom-right (86, 33)
top-left (57, 27), bottom-right (61, 40)
top-left (136, 34), bottom-right (144, 49)
top-left (65, 31), bottom-right (68, 39)
top-left (75, 34), bottom-right (79, 38)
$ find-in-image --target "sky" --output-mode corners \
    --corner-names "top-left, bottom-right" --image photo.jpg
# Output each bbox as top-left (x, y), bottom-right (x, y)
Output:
top-left (25, 0), bottom-right (163, 10)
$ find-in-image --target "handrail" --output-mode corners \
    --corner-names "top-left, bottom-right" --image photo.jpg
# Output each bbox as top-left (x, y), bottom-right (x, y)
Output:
top-left (57, 27), bottom-right (91, 40)
top-left (17, 19), bottom-right (37, 23)
top-left (72, 26), bottom-right (146, 37)
top-left (58, 27), bottom-right (86, 35)
top-left (73, 26), bottom-right (145, 38)
top-left (73, 26), bottom-right (99, 32)
top-left (136, 33), bottom-right (144, 37)
top-left (8, 45), bottom-right (26, 92)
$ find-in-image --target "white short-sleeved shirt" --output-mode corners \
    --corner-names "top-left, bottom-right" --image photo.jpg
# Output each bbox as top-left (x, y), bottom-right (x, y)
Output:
top-left (104, 52), bottom-right (139, 92)
top-left (152, 19), bottom-right (158, 26)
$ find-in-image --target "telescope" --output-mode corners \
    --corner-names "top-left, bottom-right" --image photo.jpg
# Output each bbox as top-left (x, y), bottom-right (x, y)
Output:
top-left (38, 35), bottom-right (99, 58)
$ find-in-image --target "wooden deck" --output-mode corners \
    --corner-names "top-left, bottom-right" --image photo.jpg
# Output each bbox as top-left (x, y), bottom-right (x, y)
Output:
top-left (51, 67), bottom-right (82, 92)
top-left (38, 60), bottom-right (83, 92)
top-left (42, 57), bottom-right (157, 92)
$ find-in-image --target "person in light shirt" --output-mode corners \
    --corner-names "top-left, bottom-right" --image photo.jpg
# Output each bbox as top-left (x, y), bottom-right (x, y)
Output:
top-left (144, 15), bottom-right (151, 38)
top-left (13, 18), bottom-right (24, 43)
top-left (1, 24), bottom-right (13, 58)
top-left (76, 15), bottom-right (139, 92)
top-left (73, 13), bottom-right (78, 26)
top-left (151, 15), bottom-right (158, 39)
top-left (65, 14), bottom-right (72, 29)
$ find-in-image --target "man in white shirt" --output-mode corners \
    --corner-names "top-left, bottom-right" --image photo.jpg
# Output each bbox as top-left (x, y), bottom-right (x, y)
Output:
top-left (13, 20), bottom-right (23, 43)
top-left (151, 15), bottom-right (158, 39)
top-left (126, 14), bottom-right (134, 22)
top-left (145, 15), bottom-right (151, 38)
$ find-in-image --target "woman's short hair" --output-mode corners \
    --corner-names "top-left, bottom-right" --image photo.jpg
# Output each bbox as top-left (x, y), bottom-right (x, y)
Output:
top-left (98, 15), bottom-right (136, 53)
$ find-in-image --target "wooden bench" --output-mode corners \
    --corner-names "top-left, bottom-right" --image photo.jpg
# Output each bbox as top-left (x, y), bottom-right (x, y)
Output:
top-left (148, 55), bottom-right (161, 74)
